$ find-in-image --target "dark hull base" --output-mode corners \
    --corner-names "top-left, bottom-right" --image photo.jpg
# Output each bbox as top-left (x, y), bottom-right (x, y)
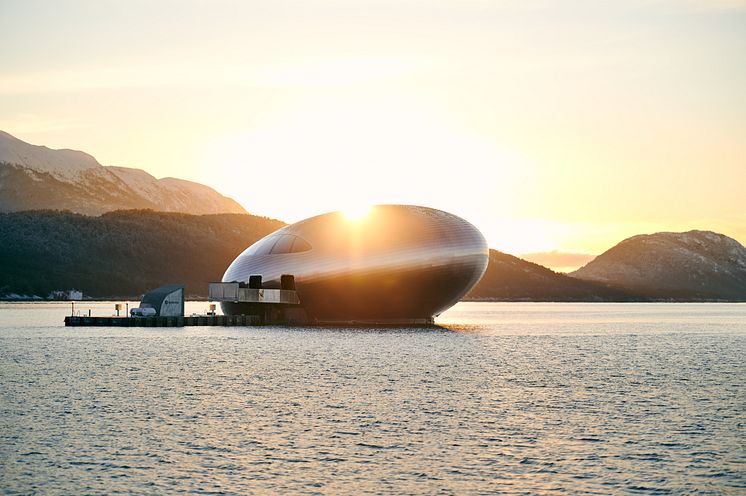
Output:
top-left (308, 317), bottom-right (435, 326)
top-left (219, 302), bottom-right (309, 325)
top-left (296, 266), bottom-right (475, 321)
top-left (222, 265), bottom-right (472, 324)
top-left (219, 301), bottom-right (436, 326)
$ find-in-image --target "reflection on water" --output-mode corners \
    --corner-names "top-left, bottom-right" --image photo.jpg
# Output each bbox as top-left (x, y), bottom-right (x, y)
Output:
top-left (1, 302), bottom-right (744, 494)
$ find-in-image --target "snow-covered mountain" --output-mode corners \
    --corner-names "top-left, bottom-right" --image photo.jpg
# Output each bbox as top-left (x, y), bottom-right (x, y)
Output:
top-left (0, 130), bottom-right (246, 215)
top-left (569, 230), bottom-right (746, 300)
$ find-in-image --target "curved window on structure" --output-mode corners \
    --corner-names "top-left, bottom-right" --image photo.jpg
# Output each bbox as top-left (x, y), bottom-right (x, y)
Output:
top-left (244, 234), bottom-right (312, 256)
top-left (270, 235), bottom-right (295, 254)
top-left (290, 236), bottom-right (312, 253)
top-left (264, 234), bottom-right (313, 254)
top-left (253, 235), bottom-right (280, 256)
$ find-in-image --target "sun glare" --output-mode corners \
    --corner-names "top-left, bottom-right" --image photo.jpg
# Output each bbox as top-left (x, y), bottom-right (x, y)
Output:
top-left (342, 204), bottom-right (373, 222)
top-left (201, 100), bottom-right (530, 227)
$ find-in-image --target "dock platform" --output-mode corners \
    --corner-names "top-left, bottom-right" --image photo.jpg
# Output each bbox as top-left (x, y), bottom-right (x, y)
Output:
top-left (65, 314), bottom-right (262, 327)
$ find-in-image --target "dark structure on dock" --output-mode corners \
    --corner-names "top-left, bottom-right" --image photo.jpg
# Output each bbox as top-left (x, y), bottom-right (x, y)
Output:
top-left (138, 284), bottom-right (185, 317)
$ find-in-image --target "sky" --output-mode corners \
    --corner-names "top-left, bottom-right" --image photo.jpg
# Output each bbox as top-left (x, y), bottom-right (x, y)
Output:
top-left (1, 0), bottom-right (744, 271)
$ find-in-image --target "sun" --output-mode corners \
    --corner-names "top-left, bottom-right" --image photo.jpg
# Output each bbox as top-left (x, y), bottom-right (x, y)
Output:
top-left (341, 204), bottom-right (373, 222)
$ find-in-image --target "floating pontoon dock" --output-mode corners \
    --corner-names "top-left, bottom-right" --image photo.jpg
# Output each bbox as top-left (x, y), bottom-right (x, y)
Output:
top-left (64, 314), bottom-right (263, 327)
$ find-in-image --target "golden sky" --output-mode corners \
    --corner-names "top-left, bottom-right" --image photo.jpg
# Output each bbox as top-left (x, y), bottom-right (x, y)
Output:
top-left (1, 0), bottom-right (744, 270)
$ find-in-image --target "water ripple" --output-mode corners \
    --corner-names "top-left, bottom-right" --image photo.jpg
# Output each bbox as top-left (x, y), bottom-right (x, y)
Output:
top-left (0, 302), bottom-right (744, 494)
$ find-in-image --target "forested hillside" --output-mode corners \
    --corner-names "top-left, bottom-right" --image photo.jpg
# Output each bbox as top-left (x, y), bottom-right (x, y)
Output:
top-left (0, 210), bottom-right (284, 298)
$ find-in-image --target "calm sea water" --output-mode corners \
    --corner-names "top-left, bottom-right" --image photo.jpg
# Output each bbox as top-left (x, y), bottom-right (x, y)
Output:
top-left (1, 302), bottom-right (744, 494)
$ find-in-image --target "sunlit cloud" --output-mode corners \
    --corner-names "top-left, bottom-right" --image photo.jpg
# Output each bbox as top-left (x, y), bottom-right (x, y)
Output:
top-left (258, 57), bottom-right (420, 86)
top-left (0, 56), bottom-right (420, 95)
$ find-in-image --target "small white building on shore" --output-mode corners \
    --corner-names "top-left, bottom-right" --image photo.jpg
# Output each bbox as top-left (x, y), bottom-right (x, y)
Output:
top-left (48, 289), bottom-right (83, 301)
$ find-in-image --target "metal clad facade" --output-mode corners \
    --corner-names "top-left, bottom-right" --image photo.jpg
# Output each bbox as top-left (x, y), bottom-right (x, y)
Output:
top-left (221, 205), bottom-right (488, 323)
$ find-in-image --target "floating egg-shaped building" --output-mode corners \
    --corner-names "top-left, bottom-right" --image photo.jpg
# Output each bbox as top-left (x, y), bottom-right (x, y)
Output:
top-left (221, 205), bottom-right (488, 324)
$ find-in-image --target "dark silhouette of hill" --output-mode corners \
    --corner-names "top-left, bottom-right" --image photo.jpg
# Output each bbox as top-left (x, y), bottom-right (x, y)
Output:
top-left (570, 230), bottom-right (746, 300)
top-left (466, 249), bottom-right (644, 301)
top-left (0, 210), bottom-right (284, 298)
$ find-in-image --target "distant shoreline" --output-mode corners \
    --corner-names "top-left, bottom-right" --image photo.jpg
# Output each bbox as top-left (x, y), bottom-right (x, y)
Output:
top-left (2, 297), bottom-right (744, 303)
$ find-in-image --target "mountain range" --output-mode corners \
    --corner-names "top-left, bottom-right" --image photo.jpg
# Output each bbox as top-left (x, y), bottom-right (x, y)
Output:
top-left (0, 210), bottom-right (637, 301)
top-left (0, 131), bottom-right (244, 215)
top-left (1, 209), bottom-right (743, 301)
top-left (0, 131), bottom-right (743, 301)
